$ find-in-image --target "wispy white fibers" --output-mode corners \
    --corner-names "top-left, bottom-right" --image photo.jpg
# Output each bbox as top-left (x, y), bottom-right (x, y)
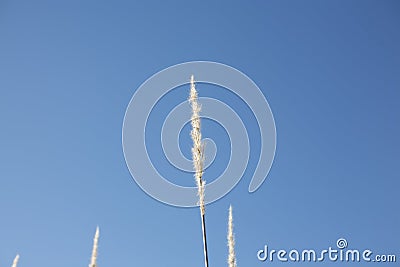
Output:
top-left (189, 75), bottom-right (209, 267)
top-left (228, 205), bottom-right (237, 267)
top-left (89, 227), bottom-right (100, 267)
top-left (11, 254), bottom-right (19, 267)
top-left (189, 75), bottom-right (205, 214)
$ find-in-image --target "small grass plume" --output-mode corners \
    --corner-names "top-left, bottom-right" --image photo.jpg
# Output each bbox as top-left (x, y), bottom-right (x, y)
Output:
top-left (11, 254), bottom-right (19, 267)
top-left (189, 75), bottom-right (209, 267)
top-left (227, 205), bottom-right (237, 267)
top-left (89, 226), bottom-right (100, 267)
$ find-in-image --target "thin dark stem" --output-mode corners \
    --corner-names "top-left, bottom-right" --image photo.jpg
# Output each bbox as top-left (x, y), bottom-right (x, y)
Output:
top-left (201, 207), bottom-right (209, 267)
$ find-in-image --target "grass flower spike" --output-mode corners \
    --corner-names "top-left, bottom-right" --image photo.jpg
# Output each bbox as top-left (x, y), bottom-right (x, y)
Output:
top-left (189, 75), bottom-right (205, 214)
top-left (189, 75), bottom-right (209, 267)
top-left (228, 205), bottom-right (237, 267)
top-left (11, 254), bottom-right (19, 267)
top-left (89, 226), bottom-right (100, 267)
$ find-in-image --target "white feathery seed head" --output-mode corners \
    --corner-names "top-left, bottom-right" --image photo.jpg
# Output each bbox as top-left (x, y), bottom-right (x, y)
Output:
top-left (189, 75), bottom-right (206, 215)
top-left (228, 205), bottom-right (237, 267)
top-left (89, 226), bottom-right (100, 267)
top-left (11, 254), bottom-right (19, 267)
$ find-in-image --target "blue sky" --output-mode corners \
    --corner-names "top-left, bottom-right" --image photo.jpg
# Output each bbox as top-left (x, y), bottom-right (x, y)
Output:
top-left (0, 1), bottom-right (399, 266)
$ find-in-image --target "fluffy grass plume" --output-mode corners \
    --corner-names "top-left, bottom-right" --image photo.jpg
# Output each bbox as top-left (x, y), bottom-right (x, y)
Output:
top-left (11, 254), bottom-right (19, 267)
top-left (227, 205), bottom-right (237, 267)
top-left (189, 75), bottom-right (209, 267)
top-left (89, 227), bottom-right (100, 267)
top-left (189, 75), bottom-right (205, 214)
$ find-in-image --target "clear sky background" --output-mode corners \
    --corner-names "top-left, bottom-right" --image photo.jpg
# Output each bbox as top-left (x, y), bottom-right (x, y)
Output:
top-left (0, 1), bottom-right (399, 267)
